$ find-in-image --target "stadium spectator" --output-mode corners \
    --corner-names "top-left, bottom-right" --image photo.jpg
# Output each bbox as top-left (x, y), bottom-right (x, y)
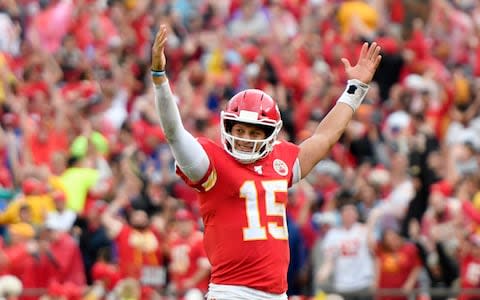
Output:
top-left (0, 0), bottom-right (479, 299)
top-left (59, 154), bottom-right (103, 214)
top-left (0, 177), bottom-right (54, 226)
top-left (373, 214), bottom-right (422, 300)
top-left (44, 190), bottom-right (76, 232)
top-left (101, 192), bottom-right (165, 290)
top-left (166, 208), bottom-right (210, 298)
top-left (73, 199), bottom-right (111, 286)
top-left (42, 224), bottom-right (86, 286)
top-left (459, 233), bottom-right (480, 300)
top-left (1, 223), bottom-right (56, 300)
top-left (315, 191), bottom-right (374, 300)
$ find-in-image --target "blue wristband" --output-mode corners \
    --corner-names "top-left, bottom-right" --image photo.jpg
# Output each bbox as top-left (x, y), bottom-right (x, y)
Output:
top-left (151, 69), bottom-right (166, 77)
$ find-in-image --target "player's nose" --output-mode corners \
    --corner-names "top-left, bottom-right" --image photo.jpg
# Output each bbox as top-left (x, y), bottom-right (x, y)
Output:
top-left (244, 130), bottom-right (259, 140)
top-left (236, 132), bottom-right (252, 140)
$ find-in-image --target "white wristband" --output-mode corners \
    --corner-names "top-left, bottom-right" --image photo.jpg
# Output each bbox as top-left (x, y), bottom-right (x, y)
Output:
top-left (337, 79), bottom-right (369, 112)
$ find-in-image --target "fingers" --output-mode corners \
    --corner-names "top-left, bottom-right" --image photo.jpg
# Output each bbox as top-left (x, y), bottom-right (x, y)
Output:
top-left (153, 24), bottom-right (168, 50)
top-left (367, 42), bottom-right (379, 60)
top-left (370, 42), bottom-right (382, 69)
top-left (372, 43), bottom-right (382, 58)
top-left (341, 58), bottom-right (351, 69)
top-left (157, 24), bottom-right (168, 39)
top-left (359, 42), bottom-right (368, 60)
top-left (373, 54), bottom-right (382, 70)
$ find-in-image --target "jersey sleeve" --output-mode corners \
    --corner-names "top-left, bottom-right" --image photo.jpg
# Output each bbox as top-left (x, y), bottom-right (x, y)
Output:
top-left (279, 141), bottom-right (301, 188)
top-left (175, 137), bottom-right (218, 193)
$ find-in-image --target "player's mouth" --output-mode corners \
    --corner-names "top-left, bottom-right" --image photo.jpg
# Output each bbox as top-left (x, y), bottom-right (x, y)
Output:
top-left (236, 143), bottom-right (254, 152)
top-left (237, 146), bottom-right (253, 152)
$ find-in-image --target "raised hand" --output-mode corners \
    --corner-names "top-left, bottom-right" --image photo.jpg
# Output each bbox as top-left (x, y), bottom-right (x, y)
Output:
top-left (341, 42), bottom-right (382, 84)
top-left (151, 24), bottom-right (168, 71)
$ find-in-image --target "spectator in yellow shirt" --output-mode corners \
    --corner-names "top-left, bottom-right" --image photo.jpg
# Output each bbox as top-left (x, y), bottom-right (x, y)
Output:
top-left (60, 155), bottom-right (101, 213)
top-left (0, 177), bottom-right (55, 226)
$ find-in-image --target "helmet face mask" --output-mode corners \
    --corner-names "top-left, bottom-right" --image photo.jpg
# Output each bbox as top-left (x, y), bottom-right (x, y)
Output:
top-left (220, 89), bottom-right (283, 164)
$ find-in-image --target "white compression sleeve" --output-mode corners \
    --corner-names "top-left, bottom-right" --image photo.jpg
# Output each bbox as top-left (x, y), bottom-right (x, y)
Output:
top-left (154, 81), bottom-right (210, 182)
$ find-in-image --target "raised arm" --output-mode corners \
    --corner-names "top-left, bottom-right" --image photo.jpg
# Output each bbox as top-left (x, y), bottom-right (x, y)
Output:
top-left (150, 25), bottom-right (209, 182)
top-left (298, 42), bottom-right (382, 178)
top-left (101, 195), bottom-right (127, 239)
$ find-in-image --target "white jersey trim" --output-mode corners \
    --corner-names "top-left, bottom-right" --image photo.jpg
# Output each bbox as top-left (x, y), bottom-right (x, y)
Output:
top-left (206, 283), bottom-right (287, 300)
top-left (291, 158), bottom-right (301, 185)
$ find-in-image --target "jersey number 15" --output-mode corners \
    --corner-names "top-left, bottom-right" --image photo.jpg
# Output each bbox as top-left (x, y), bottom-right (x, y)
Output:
top-left (240, 180), bottom-right (288, 241)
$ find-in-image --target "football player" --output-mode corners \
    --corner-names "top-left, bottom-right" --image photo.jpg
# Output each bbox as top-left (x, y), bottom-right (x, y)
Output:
top-left (150, 24), bottom-right (381, 300)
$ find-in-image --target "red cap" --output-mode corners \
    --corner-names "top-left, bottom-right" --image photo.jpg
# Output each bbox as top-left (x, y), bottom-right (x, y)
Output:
top-left (84, 200), bottom-right (108, 217)
top-left (376, 36), bottom-right (399, 54)
top-left (175, 209), bottom-right (194, 221)
top-left (22, 178), bottom-right (41, 195)
top-left (240, 44), bottom-right (260, 63)
top-left (52, 191), bottom-right (66, 202)
top-left (430, 180), bottom-right (453, 198)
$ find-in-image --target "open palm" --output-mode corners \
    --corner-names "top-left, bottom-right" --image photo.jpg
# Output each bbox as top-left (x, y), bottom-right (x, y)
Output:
top-left (151, 25), bottom-right (168, 71)
top-left (341, 42), bottom-right (382, 84)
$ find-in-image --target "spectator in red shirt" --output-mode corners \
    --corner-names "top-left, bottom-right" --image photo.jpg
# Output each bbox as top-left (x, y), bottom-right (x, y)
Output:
top-left (2, 223), bottom-right (57, 300)
top-left (459, 233), bottom-right (480, 300)
top-left (167, 208), bottom-right (210, 298)
top-left (41, 224), bottom-right (86, 286)
top-left (420, 181), bottom-right (459, 250)
top-left (101, 194), bottom-right (164, 289)
top-left (374, 215), bottom-right (422, 300)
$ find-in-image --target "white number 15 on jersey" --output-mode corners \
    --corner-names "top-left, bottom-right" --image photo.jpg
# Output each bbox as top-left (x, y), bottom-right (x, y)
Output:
top-left (240, 180), bottom-right (288, 241)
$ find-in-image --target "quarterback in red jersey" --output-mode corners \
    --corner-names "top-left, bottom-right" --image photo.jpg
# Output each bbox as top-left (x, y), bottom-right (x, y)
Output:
top-left (151, 25), bottom-right (381, 299)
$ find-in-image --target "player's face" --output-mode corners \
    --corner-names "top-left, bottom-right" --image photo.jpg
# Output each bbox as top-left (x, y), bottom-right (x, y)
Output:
top-left (231, 123), bottom-right (267, 152)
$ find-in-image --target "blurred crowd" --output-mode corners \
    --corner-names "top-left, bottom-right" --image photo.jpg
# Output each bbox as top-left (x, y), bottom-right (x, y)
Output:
top-left (0, 0), bottom-right (479, 299)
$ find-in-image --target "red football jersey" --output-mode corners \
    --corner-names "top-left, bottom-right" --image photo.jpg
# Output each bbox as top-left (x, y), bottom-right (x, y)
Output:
top-left (376, 242), bottom-right (421, 300)
top-left (115, 225), bottom-right (164, 287)
top-left (460, 254), bottom-right (480, 300)
top-left (168, 231), bottom-right (210, 292)
top-left (177, 137), bottom-right (300, 294)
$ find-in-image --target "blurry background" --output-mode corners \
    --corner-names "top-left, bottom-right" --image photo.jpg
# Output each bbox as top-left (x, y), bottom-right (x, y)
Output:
top-left (0, 0), bottom-right (479, 299)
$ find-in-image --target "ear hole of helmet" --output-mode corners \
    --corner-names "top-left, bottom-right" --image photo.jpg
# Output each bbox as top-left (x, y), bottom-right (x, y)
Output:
top-left (224, 119), bottom-right (235, 134)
